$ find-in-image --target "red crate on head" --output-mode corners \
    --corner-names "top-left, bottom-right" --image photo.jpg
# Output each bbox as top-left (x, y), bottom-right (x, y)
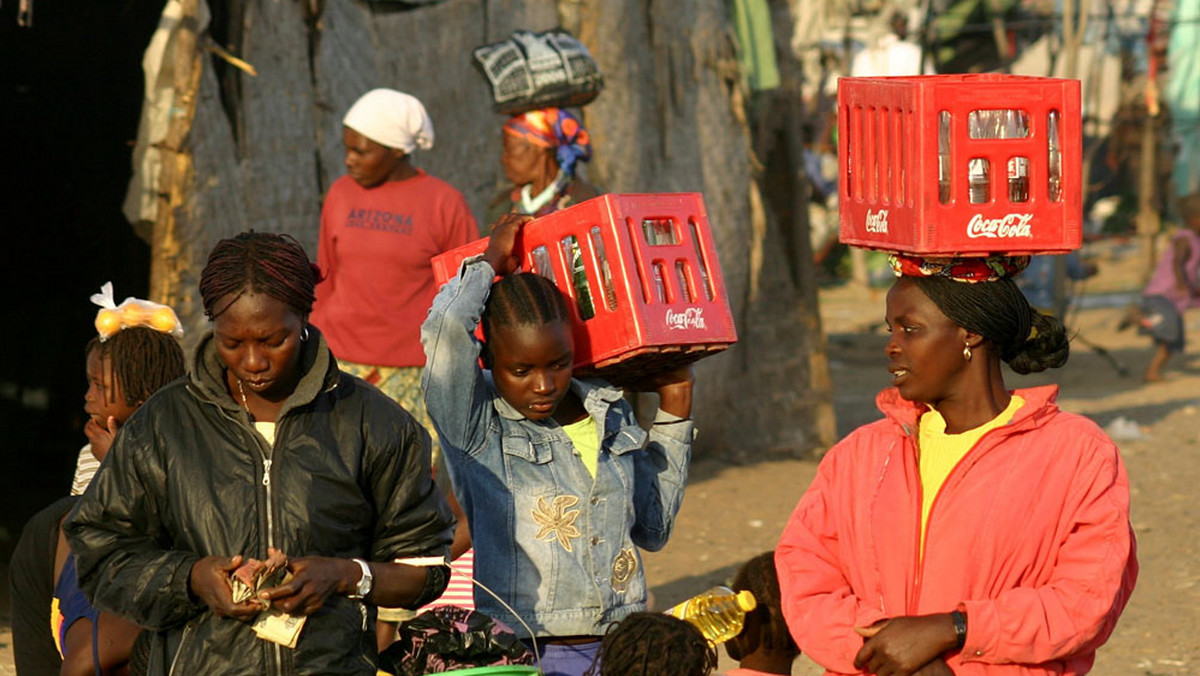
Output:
top-left (431, 193), bottom-right (738, 387)
top-left (837, 74), bottom-right (1083, 256)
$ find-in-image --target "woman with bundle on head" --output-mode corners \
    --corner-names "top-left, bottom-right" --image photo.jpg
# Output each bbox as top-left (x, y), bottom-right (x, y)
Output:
top-left (65, 231), bottom-right (455, 675)
top-left (776, 254), bottom-right (1138, 675)
top-left (485, 107), bottom-right (601, 228)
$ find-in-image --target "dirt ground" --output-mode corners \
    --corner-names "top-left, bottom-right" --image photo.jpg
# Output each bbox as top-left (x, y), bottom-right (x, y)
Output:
top-left (2, 238), bottom-right (1198, 674)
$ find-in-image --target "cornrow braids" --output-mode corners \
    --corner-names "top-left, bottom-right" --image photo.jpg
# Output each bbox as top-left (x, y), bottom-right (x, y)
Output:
top-left (85, 327), bottom-right (185, 407)
top-left (912, 275), bottom-right (1069, 374)
top-left (199, 231), bottom-right (323, 319)
top-left (481, 272), bottom-right (571, 344)
top-left (732, 551), bottom-right (799, 657)
top-left (587, 612), bottom-right (717, 676)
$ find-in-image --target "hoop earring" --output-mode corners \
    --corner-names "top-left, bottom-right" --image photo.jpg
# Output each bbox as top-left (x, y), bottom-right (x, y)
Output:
top-left (963, 343), bottom-right (972, 361)
top-left (301, 326), bottom-right (310, 342)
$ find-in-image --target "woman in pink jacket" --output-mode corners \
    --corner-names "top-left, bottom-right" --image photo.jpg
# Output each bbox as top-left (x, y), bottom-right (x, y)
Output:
top-left (776, 254), bottom-right (1137, 676)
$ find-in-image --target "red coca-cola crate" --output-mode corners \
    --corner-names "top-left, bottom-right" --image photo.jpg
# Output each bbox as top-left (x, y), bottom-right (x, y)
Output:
top-left (431, 193), bottom-right (738, 386)
top-left (837, 74), bottom-right (1083, 256)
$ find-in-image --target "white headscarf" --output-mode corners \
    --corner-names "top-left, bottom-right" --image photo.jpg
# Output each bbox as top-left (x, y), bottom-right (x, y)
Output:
top-left (342, 89), bottom-right (435, 154)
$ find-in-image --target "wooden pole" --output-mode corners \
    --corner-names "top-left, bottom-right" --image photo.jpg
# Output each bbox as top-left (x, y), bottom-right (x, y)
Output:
top-left (149, 0), bottom-right (203, 308)
top-left (1052, 0), bottom-right (1090, 318)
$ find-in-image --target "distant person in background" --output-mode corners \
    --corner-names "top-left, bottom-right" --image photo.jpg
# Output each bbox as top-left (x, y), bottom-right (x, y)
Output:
top-left (1016, 252), bottom-right (1098, 314)
top-left (587, 612), bottom-right (717, 676)
top-left (312, 87), bottom-right (476, 449)
top-left (1129, 191), bottom-right (1200, 381)
top-left (485, 107), bottom-right (601, 228)
top-left (850, 11), bottom-right (933, 78)
top-left (720, 552), bottom-right (800, 676)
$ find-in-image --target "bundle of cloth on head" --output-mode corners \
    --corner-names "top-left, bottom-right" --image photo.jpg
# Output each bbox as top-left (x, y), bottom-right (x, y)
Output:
top-left (888, 253), bottom-right (1031, 283)
top-left (503, 107), bottom-right (592, 178)
top-left (343, 88), bottom-right (434, 154)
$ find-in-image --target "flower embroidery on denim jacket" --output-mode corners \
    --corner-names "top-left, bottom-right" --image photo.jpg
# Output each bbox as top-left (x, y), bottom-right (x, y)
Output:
top-left (532, 495), bottom-right (582, 552)
top-left (610, 548), bottom-right (638, 593)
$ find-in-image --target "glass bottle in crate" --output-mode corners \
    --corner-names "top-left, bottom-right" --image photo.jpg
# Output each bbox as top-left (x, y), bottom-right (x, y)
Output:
top-left (1047, 110), bottom-right (1063, 201)
top-left (664, 585), bottom-right (757, 645)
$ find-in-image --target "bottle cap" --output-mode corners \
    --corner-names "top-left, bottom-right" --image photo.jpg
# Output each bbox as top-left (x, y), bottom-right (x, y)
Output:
top-left (735, 590), bottom-right (757, 612)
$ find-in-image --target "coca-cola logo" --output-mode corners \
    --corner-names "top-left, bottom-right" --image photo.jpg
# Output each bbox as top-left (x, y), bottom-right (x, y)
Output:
top-left (865, 209), bottom-right (889, 234)
top-left (966, 213), bottom-right (1033, 239)
top-left (666, 308), bottom-right (707, 330)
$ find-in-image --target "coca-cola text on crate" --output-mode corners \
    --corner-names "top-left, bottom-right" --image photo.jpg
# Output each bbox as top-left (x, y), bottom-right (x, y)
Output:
top-left (431, 194), bottom-right (738, 387)
top-left (837, 74), bottom-right (1082, 257)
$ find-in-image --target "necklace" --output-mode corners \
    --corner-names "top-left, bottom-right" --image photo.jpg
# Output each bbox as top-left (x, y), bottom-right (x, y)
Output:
top-left (236, 377), bottom-right (250, 414)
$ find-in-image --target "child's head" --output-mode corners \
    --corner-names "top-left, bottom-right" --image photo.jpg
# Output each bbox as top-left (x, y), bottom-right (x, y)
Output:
top-left (84, 326), bottom-right (186, 427)
top-left (481, 272), bottom-right (574, 421)
top-left (725, 551), bottom-right (800, 669)
top-left (1180, 192), bottom-right (1200, 231)
top-left (589, 612), bottom-right (716, 676)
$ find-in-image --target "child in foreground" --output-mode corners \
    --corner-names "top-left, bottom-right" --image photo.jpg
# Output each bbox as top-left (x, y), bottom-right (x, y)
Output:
top-left (587, 612), bottom-right (716, 676)
top-left (721, 551), bottom-right (800, 675)
top-left (58, 305), bottom-right (185, 674)
top-left (421, 213), bottom-right (696, 676)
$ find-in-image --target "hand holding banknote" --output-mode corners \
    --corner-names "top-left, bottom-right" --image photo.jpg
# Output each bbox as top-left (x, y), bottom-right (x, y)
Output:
top-left (189, 555), bottom-right (264, 622)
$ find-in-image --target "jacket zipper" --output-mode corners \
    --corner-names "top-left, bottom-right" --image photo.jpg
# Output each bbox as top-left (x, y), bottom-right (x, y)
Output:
top-left (256, 429), bottom-right (282, 676)
top-left (167, 622), bottom-right (195, 676)
top-left (216, 404), bottom-right (284, 676)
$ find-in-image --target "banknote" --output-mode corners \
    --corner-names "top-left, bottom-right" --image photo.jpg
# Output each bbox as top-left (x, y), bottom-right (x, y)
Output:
top-left (252, 607), bottom-right (307, 648)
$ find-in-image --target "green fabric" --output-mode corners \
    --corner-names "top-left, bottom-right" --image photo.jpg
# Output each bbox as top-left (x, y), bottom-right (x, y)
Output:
top-left (1167, 0), bottom-right (1200, 194)
top-left (731, 0), bottom-right (780, 92)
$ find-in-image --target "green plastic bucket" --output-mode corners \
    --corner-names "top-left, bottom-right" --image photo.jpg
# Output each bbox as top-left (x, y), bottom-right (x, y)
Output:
top-left (431, 667), bottom-right (541, 676)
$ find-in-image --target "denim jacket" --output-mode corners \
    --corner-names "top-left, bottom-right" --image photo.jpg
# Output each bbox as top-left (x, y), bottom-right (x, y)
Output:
top-left (421, 259), bottom-right (694, 638)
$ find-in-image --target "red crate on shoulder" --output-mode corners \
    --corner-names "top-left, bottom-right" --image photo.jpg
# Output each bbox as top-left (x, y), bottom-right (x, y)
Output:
top-left (431, 193), bottom-right (738, 387)
top-left (837, 74), bottom-right (1083, 256)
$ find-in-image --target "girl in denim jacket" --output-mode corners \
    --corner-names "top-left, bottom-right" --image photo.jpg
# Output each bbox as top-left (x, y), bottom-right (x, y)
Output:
top-left (421, 214), bottom-right (696, 676)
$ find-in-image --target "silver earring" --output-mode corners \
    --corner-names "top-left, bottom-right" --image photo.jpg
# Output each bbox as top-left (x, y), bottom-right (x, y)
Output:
top-left (301, 326), bottom-right (310, 342)
top-left (963, 343), bottom-right (972, 361)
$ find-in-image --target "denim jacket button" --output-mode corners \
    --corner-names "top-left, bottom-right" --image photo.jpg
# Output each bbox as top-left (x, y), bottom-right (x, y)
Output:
top-left (590, 536), bottom-right (599, 546)
top-left (590, 496), bottom-right (599, 505)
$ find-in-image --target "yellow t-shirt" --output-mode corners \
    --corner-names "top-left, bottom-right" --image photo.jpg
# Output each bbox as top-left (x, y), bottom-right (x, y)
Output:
top-left (917, 396), bottom-right (1024, 551)
top-left (254, 421), bottom-right (277, 446)
top-left (562, 416), bottom-right (600, 479)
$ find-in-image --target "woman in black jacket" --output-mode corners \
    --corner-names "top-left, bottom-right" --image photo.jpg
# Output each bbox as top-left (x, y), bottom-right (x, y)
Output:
top-left (65, 231), bottom-right (455, 675)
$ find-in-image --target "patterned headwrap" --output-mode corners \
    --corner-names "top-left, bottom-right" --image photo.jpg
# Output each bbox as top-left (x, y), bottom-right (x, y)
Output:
top-left (503, 108), bottom-right (592, 178)
top-left (888, 253), bottom-right (1031, 283)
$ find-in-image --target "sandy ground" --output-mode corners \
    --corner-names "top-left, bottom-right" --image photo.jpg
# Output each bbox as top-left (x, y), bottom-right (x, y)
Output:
top-left (3, 238), bottom-right (1198, 674)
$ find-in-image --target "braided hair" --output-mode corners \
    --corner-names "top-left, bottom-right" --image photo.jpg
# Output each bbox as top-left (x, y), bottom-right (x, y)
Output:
top-left (912, 275), bottom-right (1069, 374)
top-left (587, 612), bottom-right (717, 676)
top-left (731, 551), bottom-right (799, 658)
top-left (481, 272), bottom-right (571, 344)
top-left (85, 327), bottom-right (185, 406)
top-left (198, 231), bottom-right (323, 320)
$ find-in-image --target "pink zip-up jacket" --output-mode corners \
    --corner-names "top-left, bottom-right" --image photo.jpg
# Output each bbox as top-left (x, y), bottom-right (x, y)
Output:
top-left (777, 385), bottom-right (1137, 675)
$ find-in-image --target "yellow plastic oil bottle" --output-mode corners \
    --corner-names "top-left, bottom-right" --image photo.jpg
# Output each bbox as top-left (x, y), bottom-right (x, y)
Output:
top-left (664, 585), bottom-right (757, 644)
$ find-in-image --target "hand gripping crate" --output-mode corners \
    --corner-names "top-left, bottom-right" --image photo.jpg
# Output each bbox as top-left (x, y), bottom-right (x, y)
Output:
top-left (431, 193), bottom-right (738, 387)
top-left (837, 74), bottom-right (1083, 256)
